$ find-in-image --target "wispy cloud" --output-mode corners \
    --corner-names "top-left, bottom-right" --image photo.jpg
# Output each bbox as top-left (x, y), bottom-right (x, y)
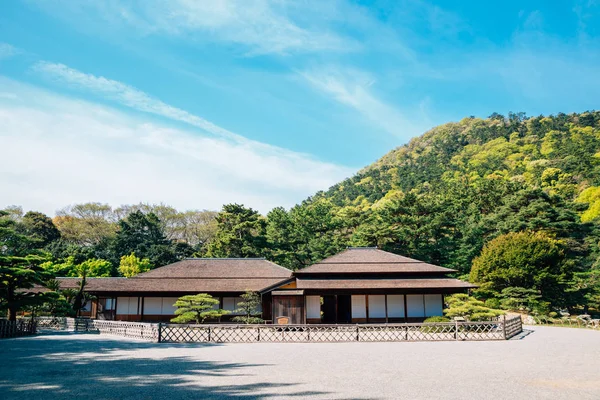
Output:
top-left (29, 0), bottom-right (357, 55)
top-left (0, 77), bottom-right (353, 215)
top-left (0, 43), bottom-right (18, 60)
top-left (32, 61), bottom-right (246, 143)
top-left (300, 67), bottom-right (423, 138)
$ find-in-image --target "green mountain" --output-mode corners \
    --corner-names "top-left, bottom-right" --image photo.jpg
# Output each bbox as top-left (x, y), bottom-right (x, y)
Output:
top-left (260, 111), bottom-right (600, 283)
top-left (323, 112), bottom-right (600, 207)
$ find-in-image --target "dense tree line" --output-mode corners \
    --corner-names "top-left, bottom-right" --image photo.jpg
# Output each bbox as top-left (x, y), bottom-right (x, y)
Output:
top-left (2, 111), bottom-right (600, 318)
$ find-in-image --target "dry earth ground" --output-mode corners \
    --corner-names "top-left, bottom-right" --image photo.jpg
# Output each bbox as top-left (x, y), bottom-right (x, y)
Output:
top-left (0, 325), bottom-right (598, 399)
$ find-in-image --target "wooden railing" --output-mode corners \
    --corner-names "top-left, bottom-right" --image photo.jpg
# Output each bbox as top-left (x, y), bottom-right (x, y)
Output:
top-left (0, 319), bottom-right (37, 339)
top-left (35, 317), bottom-right (159, 341)
top-left (504, 315), bottom-right (523, 339)
top-left (158, 319), bottom-right (520, 343)
top-left (31, 316), bottom-right (523, 343)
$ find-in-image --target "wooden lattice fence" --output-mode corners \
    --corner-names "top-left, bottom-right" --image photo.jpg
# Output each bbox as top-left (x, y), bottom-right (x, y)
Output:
top-left (158, 318), bottom-right (518, 343)
top-left (29, 316), bottom-right (523, 343)
top-left (0, 319), bottom-right (37, 339)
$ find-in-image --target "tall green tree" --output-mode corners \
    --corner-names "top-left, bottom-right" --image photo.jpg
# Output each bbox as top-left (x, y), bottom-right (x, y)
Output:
top-left (470, 231), bottom-right (572, 307)
top-left (112, 211), bottom-right (191, 268)
top-left (118, 252), bottom-right (151, 277)
top-left (21, 211), bottom-right (61, 248)
top-left (232, 290), bottom-right (263, 324)
top-left (205, 204), bottom-right (267, 258)
top-left (0, 212), bottom-right (53, 321)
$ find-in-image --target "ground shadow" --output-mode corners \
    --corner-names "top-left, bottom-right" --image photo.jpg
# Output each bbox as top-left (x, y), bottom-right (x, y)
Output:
top-left (0, 333), bottom-right (358, 400)
top-left (509, 329), bottom-right (534, 340)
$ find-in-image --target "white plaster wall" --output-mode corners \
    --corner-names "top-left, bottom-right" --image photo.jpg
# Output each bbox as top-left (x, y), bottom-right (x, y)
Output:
top-left (306, 296), bottom-right (321, 319)
top-left (116, 297), bottom-right (130, 315)
top-left (143, 297), bottom-right (162, 314)
top-left (368, 295), bottom-right (386, 318)
top-left (406, 295), bottom-right (425, 317)
top-left (161, 298), bottom-right (178, 315)
top-left (424, 294), bottom-right (443, 317)
top-left (351, 295), bottom-right (366, 318)
top-left (386, 295), bottom-right (405, 318)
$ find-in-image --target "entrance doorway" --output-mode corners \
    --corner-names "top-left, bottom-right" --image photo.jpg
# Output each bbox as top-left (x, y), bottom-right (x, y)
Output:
top-left (337, 295), bottom-right (351, 323)
top-left (321, 295), bottom-right (352, 324)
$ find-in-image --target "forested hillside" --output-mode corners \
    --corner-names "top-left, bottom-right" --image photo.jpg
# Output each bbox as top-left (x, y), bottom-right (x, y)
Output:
top-left (2, 111), bottom-right (600, 315)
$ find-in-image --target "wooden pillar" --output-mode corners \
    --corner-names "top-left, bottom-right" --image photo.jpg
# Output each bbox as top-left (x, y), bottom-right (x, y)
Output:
top-left (385, 295), bottom-right (388, 324)
top-left (114, 297), bottom-right (119, 321)
top-left (334, 295), bottom-right (338, 324)
top-left (365, 295), bottom-right (370, 324)
top-left (303, 295), bottom-right (307, 324)
top-left (140, 297), bottom-right (145, 321)
top-left (403, 294), bottom-right (408, 323)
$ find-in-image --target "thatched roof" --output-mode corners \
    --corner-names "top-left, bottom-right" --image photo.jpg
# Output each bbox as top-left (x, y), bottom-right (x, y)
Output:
top-left (51, 258), bottom-right (292, 294)
top-left (295, 248), bottom-right (455, 274)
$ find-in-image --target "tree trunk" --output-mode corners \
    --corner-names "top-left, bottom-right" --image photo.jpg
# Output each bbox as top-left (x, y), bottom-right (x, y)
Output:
top-left (7, 288), bottom-right (16, 321)
top-left (7, 305), bottom-right (17, 322)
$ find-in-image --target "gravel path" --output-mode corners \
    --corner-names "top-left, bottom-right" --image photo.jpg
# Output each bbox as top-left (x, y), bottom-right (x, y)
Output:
top-left (0, 326), bottom-right (599, 400)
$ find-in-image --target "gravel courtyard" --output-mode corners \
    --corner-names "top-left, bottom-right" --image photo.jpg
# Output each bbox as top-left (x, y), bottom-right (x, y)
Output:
top-left (0, 326), bottom-right (598, 400)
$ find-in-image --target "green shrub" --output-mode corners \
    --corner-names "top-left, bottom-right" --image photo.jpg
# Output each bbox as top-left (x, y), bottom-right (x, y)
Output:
top-left (423, 316), bottom-right (450, 323)
top-left (485, 298), bottom-right (501, 309)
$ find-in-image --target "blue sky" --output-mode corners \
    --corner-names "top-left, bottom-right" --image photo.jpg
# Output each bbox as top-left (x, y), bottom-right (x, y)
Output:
top-left (1, 0), bottom-right (599, 215)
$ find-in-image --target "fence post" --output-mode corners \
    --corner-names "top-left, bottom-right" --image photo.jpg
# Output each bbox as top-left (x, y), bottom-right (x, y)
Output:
top-left (356, 324), bottom-right (360, 342)
top-left (208, 326), bottom-right (212, 342)
top-left (454, 319), bottom-right (459, 341)
top-left (157, 323), bottom-right (162, 343)
top-left (502, 315), bottom-right (507, 340)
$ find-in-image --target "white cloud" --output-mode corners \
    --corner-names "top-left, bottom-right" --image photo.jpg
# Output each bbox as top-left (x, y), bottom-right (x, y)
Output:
top-left (33, 61), bottom-right (247, 143)
top-left (300, 67), bottom-right (423, 138)
top-left (0, 43), bottom-right (18, 60)
top-left (0, 78), bottom-right (353, 215)
top-left (29, 0), bottom-right (356, 55)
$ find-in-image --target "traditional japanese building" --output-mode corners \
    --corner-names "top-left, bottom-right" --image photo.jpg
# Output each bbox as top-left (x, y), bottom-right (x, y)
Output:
top-left (54, 258), bottom-right (292, 322)
top-left (263, 247), bottom-right (476, 324)
top-left (54, 247), bottom-right (475, 324)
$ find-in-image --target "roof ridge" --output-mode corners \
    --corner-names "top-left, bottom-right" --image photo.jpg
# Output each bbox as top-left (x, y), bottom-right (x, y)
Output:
top-left (316, 261), bottom-right (427, 264)
top-left (184, 257), bottom-right (267, 260)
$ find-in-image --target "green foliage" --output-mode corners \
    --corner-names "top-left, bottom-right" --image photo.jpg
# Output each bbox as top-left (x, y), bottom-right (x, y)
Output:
top-left (423, 316), bottom-right (450, 323)
top-left (0, 211), bottom-right (54, 320)
top-left (118, 252), bottom-right (151, 277)
top-left (112, 211), bottom-right (192, 268)
top-left (72, 258), bottom-right (112, 278)
top-left (484, 298), bottom-right (501, 309)
top-left (41, 257), bottom-right (112, 278)
top-left (470, 231), bottom-right (571, 307)
top-left (206, 204), bottom-right (267, 258)
top-left (21, 211), bottom-right (61, 248)
top-left (232, 291), bottom-right (263, 324)
top-left (498, 287), bottom-right (548, 314)
top-left (171, 294), bottom-right (229, 324)
top-left (444, 294), bottom-right (505, 321)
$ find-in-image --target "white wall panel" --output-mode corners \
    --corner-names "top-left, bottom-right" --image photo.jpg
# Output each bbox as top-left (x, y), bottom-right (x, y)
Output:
top-left (161, 298), bottom-right (178, 315)
top-left (116, 297), bottom-right (129, 315)
top-left (143, 298), bottom-right (162, 315)
top-left (368, 295), bottom-right (386, 318)
top-left (406, 295), bottom-right (425, 317)
top-left (386, 295), bottom-right (405, 318)
top-left (306, 296), bottom-right (321, 319)
top-left (128, 297), bottom-right (139, 314)
top-left (424, 294), bottom-right (443, 317)
top-left (351, 295), bottom-right (366, 318)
